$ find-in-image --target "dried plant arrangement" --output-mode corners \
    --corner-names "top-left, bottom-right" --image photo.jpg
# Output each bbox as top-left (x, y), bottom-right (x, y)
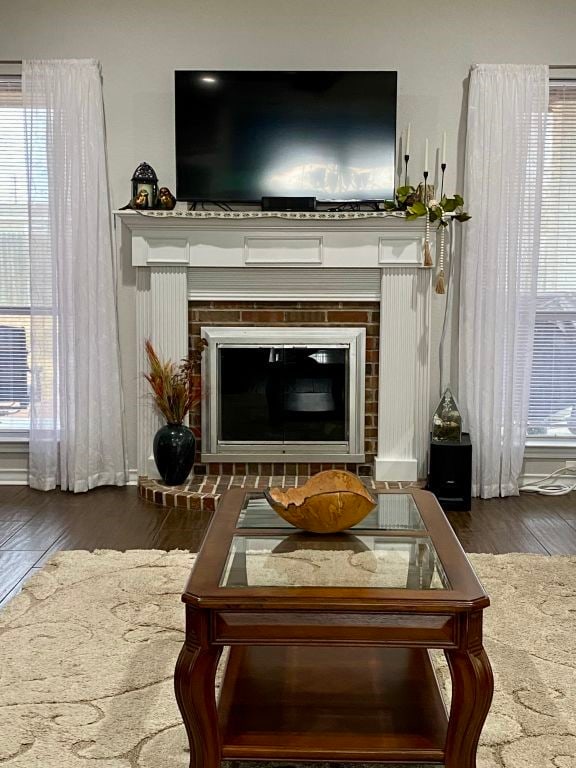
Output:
top-left (144, 339), bottom-right (203, 426)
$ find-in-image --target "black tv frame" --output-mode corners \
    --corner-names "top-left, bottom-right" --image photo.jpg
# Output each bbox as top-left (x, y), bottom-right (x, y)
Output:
top-left (175, 69), bottom-right (397, 206)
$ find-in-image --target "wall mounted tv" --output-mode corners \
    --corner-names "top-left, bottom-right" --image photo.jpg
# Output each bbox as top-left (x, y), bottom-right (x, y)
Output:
top-left (175, 70), bottom-right (397, 203)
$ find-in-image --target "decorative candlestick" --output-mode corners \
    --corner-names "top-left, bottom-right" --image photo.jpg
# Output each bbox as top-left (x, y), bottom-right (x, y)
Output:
top-left (403, 123), bottom-right (411, 188)
top-left (440, 131), bottom-right (447, 200)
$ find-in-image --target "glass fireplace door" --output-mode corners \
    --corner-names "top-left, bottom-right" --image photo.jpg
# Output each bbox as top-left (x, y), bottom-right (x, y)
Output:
top-left (219, 346), bottom-right (349, 445)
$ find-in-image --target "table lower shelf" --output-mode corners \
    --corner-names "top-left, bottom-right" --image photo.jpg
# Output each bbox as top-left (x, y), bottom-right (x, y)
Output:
top-left (218, 645), bottom-right (448, 763)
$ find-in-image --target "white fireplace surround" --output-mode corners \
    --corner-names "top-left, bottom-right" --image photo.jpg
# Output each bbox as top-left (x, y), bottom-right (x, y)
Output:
top-left (115, 211), bottom-right (433, 481)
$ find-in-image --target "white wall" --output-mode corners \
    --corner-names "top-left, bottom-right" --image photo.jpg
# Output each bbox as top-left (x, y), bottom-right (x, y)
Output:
top-left (2, 0), bottom-right (576, 476)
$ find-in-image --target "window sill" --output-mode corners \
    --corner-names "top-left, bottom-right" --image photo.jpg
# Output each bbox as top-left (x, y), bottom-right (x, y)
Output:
top-left (525, 440), bottom-right (576, 459)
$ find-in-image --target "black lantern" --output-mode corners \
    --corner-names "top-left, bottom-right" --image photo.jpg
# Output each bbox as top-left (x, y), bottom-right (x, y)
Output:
top-left (131, 162), bottom-right (158, 209)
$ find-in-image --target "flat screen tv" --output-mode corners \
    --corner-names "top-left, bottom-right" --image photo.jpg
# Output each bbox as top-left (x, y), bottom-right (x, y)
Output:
top-left (175, 70), bottom-right (397, 203)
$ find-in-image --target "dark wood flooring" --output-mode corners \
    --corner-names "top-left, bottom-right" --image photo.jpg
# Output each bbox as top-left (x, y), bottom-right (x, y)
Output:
top-left (0, 485), bottom-right (575, 607)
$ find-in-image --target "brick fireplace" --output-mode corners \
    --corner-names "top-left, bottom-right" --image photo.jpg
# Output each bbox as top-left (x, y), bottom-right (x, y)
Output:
top-left (189, 300), bottom-right (379, 476)
top-left (118, 210), bottom-right (434, 484)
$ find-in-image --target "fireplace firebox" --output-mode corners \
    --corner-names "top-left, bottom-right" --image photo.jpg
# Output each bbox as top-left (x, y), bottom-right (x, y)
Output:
top-left (201, 327), bottom-right (365, 463)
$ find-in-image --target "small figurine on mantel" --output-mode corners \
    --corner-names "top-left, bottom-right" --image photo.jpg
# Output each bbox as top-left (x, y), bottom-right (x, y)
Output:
top-left (132, 189), bottom-right (150, 209)
top-left (157, 187), bottom-right (176, 210)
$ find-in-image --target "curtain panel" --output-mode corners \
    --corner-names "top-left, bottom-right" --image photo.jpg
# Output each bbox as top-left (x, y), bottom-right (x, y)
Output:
top-left (23, 59), bottom-right (127, 492)
top-left (459, 64), bottom-right (548, 498)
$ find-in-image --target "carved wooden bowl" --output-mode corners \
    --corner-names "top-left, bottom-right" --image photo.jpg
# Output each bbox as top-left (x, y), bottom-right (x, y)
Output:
top-left (264, 469), bottom-right (377, 533)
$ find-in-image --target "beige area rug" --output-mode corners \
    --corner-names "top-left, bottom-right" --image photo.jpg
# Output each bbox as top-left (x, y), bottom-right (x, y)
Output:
top-left (0, 550), bottom-right (575, 768)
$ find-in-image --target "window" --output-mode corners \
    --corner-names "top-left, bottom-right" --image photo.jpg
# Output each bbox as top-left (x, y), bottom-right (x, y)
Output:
top-left (0, 75), bottom-right (30, 435)
top-left (528, 81), bottom-right (576, 440)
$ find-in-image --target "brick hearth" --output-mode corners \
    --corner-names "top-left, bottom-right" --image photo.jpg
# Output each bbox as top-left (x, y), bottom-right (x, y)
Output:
top-left (138, 474), bottom-right (423, 511)
top-left (189, 300), bottom-right (379, 476)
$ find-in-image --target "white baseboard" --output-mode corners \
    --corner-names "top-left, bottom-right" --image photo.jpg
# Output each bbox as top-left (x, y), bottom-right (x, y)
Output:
top-left (518, 471), bottom-right (576, 487)
top-left (519, 472), bottom-right (550, 485)
top-left (0, 468), bottom-right (29, 485)
top-left (0, 468), bottom-right (140, 487)
top-left (374, 457), bottom-right (418, 482)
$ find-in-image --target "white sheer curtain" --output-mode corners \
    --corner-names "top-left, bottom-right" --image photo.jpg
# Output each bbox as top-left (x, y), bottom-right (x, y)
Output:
top-left (23, 59), bottom-right (127, 492)
top-left (459, 64), bottom-right (548, 498)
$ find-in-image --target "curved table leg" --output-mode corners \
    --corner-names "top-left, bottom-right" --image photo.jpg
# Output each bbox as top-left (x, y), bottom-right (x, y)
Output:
top-left (444, 646), bottom-right (494, 768)
top-left (175, 613), bottom-right (223, 768)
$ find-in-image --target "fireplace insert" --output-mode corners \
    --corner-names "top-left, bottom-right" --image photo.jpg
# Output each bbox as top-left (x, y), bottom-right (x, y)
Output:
top-left (220, 347), bottom-right (348, 443)
top-left (201, 327), bottom-right (366, 462)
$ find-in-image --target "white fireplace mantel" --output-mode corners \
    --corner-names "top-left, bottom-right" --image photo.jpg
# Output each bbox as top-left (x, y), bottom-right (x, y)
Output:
top-left (115, 211), bottom-right (433, 481)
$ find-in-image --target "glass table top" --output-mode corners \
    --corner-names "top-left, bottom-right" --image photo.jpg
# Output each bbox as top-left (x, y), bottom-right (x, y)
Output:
top-left (220, 533), bottom-right (449, 590)
top-left (237, 492), bottom-right (426, 532)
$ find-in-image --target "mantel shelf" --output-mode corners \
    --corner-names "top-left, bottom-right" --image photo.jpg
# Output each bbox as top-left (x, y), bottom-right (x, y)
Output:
top-left (114, 209), bottom-right (435, 269)
top-left (114, 208), bottom-right (415, 222)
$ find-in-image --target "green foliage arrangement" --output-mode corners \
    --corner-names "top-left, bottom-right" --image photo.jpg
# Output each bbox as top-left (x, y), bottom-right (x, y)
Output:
top-left (382, 186), bottom-right (471, 226)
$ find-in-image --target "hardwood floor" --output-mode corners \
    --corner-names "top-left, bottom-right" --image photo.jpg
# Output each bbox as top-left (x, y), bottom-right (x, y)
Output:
top-left (0, 484), bottom-right (575, 607)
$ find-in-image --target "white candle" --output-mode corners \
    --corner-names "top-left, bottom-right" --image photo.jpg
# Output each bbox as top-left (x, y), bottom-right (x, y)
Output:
top-left (424, 138), bottom-right (429, 172)
top-left (442, 131), bottom-right (447, 164)
top-left (405, 123), bottom-right (411, 156)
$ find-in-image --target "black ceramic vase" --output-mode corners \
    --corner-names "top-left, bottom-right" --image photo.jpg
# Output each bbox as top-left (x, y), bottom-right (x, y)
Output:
top-left (153, 423), bottom-right (196, 486)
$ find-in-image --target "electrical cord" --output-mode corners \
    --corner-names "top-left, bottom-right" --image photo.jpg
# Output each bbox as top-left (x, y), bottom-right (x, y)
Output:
top-left (519, 466), bottom-right (576, 495)
top-left (200, 200), bottom-right (233, 212)
top-left (324, 201), bottom-right (381, 212)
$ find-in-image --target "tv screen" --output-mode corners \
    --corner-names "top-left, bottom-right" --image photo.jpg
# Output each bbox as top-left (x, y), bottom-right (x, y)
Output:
top-left (175, 70), bottom-right (397, 203)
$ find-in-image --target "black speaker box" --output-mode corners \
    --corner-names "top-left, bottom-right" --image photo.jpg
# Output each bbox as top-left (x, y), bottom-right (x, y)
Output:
top-left (261, 196), bottom-right (316, 212)
top-left (427, 432), bottom-right (472, 512)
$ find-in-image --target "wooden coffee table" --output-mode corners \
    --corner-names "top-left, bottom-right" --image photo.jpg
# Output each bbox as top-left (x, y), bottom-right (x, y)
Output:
top-left (175, 488), bottom-right (493, 768)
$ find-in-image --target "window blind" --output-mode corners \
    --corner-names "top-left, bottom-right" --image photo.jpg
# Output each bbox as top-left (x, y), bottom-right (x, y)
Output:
top-left (0, 75), bottom-right (30, 433)
top-left (528, 81), bottom-right (576, 439)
